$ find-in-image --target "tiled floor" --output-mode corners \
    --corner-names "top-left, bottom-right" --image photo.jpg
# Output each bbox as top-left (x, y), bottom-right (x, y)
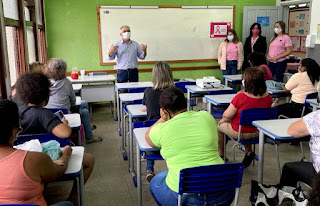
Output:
top-left (83, 102), bottom-right (310, 206)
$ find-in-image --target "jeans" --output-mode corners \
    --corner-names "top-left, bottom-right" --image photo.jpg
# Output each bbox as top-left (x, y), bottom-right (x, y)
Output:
top-left (50, 201), bottom-right (74, 206)
top-left (117, 68), bottom-right (139, 83)
top-left (268, 60), bottom-right (287, 82)
top-left (222, 60), bottom-right (238, 90)
top-left (280, 161), bottom-right (316, 187)
top-left (80, 100), bottom-right (93, 140)
top-left (146, 159), bottom-right (155, 171)
top-left (150, 170), bottom-right (235, 206)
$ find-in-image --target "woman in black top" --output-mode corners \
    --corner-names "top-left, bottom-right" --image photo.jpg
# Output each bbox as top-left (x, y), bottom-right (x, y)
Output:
top-left (142, 61), bottom-right (174, 181)
top-left (242, 23), bottom-right (267, 71)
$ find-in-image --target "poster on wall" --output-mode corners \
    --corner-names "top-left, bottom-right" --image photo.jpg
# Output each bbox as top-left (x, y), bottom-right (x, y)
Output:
top-left (289, 10), bottom-right (309, 37)
top-left (257, 17), bottom-right (270, 27)
top-left (317, 24), bottom-right (320, 39)
top-left (210, 22), bottom-right (231, 38)
top-left (290, 36), bottom-right (301, 52)
top-left (300, 37), bottom-right (306, 52)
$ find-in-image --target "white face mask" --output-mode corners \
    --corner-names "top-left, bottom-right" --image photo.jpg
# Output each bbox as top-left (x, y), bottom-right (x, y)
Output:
top-left (227, 35), bottom-right (234, 41)
top-left (274, 28), bottom-right (282, 34)
top-left (242, 80), bottom-right (245, 87)
top-left (122, 32), bottom-right (131, 40)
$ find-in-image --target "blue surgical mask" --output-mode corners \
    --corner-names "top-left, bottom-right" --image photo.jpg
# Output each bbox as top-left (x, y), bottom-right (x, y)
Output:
top-left (227, 35), bottom-right (234, 41)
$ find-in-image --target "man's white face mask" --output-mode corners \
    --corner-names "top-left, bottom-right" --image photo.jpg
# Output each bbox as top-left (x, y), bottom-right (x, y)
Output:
top-left (122, 32), bottom-right (131, 40)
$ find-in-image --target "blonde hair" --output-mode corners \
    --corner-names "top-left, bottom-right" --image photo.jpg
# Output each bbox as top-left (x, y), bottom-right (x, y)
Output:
top-left (29, 62), bottom-right (45, 73)
top-left (152, 61), bottom-right (174, 90)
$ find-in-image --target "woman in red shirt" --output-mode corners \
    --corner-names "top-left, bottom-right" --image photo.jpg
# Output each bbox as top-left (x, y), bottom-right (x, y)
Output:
top-left (217, 67), bottom-right (272, 167)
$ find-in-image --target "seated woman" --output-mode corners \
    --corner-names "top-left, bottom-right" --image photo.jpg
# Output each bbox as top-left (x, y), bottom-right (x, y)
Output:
top-left (280, 92), bottom-right (320, 187)
top-left (0, 99), bottom-right (73, 206)
top-left (217, 67), bottom-right (272, 168)
top-left (277, 58), bottom-right (320, 118)
top-left (16, 72), bottom-right (94, 184)
top-left (44, 58), bottom-right (102, 144)
top-left (247, 52), bottom-right (273, 80)
top-left (142, 61), bottom-right (174, 182)
top-left (146, 87), bottom-right (234, 205)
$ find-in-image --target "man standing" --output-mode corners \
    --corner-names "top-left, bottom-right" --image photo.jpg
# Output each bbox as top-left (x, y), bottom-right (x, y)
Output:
top-left (108, 25), bottom-right (147, 83)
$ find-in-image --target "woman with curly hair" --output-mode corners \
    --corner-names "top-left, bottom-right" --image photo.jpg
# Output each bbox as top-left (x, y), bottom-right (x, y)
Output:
top-left (16, 72), bottom-right (94, 184)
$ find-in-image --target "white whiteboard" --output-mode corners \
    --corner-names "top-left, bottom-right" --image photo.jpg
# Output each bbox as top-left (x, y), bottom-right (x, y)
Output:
top-left (98, 6), bottom-right (234, 65)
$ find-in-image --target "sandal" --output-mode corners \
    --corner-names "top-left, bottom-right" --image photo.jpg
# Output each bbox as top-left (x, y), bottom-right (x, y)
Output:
top-left (86, 137), bottom-right (103, 144)
top-left (91, 125), bottom-right (97, 130)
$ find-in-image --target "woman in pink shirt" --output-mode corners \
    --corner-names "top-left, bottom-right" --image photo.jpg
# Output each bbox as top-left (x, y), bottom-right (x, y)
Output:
top-left (218, 29), bottom-right (244, 77)
top-left (267, 21), bottom-right (293, 82)
top-left (0, 99), bottom-right (74, 206)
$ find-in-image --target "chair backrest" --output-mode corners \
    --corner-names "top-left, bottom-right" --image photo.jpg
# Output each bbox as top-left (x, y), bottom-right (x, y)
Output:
top-left (47, 108), bottom-right (68, 114)
top-left (301, 92), bottom-right (318, 117)
top-left (174, 82), bottom-right (196, 93)
top-left (128, 88), bottom-right (146, 93)
top-left (239, 107), bottom-right (278, 126)
top-left (87, 72), bottom-right (108, 76)
top-left (15, 133), bottom-right (70, 147)
top-left (133, 119), bottom-right (157, 128)
top-left (208, 90), bottom-right (237, 95)
top-left (178, 163), bottom-right (244, 196)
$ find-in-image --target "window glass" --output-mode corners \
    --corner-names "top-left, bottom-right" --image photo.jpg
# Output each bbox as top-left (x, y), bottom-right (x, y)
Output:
top-left (37, 0), bottom-right (42, 25)
top-left (5, 26), bottom-right (19, 86)
top-left (26, 26), bottom-right (36, 63)
top-left (3, 0), bottom-right (19, 20)
top-left (24, 6), bottom-right (30, 21)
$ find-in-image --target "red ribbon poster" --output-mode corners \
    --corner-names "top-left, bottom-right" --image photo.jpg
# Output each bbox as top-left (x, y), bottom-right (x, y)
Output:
top-left (210, 22), bottom-right (231, 38)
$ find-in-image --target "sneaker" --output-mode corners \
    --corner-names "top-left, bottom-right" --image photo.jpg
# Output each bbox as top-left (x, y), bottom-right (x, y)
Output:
top-left (86, 137), bottom-right (103, 144)
top-left (242, 152), bottom-right (255, 168)
top-left (146, 170), bottom-right (155, 182)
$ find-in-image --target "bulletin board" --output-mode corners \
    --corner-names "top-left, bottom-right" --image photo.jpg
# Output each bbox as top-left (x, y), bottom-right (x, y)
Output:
top-left (288, 10), bottom-right (309, 36)
top-left (289, 9), bottom-right (309, 53)
top-left (97, 5), bottom-right (235, 65)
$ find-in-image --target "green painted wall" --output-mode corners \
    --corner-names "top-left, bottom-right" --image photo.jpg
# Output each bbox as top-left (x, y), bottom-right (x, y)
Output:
top-left (44, 0), bottom-right (276, 81)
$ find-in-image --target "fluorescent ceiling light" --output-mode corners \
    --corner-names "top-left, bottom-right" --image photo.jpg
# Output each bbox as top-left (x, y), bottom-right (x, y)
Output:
top-left (289, 5), bottom-right (296, 8)
top-left (298, 3), bottom-right (307, 7)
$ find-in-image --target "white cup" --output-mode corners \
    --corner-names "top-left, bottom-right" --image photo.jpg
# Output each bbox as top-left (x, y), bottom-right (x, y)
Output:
top-left (80, 70), bottom-right (85, 79)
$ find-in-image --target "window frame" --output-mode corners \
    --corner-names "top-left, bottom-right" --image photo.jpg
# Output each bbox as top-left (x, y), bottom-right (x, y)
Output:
top-left (0, 0), bottom-right (48, 99)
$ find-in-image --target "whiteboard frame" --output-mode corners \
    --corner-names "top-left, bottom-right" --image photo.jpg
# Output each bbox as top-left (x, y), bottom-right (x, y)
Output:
top-left (97, 5), bottom-right (235, 66)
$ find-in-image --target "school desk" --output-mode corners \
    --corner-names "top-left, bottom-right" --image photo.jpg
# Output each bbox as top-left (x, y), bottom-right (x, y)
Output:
top-left (185, 85), bottom-right (233, 111)
top-left (223, 74), bottom-right (242, 87)
top-left (204, 93), bottom-right (237, 113)
top-left (252, 118), bottom-right (300, 183)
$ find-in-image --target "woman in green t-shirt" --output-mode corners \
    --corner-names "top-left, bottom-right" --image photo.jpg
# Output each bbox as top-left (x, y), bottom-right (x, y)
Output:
top-left (146, 87), bottom-right (235, 206)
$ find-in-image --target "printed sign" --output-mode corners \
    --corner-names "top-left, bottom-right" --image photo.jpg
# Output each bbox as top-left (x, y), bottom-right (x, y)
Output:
top-left (257, 17), bottom-right (270, 27)
top-left (300, 36), bottom-right (306, 52)
top-left (210, 22), bottom-right (231, 38)
top-left (317, 24), bottom-right (320, 40)
top-left (290, 36), bottom-right (301, 52)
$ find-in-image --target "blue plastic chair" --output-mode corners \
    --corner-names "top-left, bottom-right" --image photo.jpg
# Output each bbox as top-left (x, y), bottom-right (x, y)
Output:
top-left (301, 92), bottom-right (318, 117)
top-left (128, 88), bottom-right (146, 93)
top-left (15, 133), bottom-right (71, 147)
top-left (224, 108), bottom-right (278, 167)
top-left (178, 163), bottom-right (244, 206)
top-left (47, 108), bottom-right (68, 114)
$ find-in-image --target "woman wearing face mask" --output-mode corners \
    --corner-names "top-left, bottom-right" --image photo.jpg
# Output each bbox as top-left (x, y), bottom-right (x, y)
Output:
top-left (276, 58), bottom-right (320, 118)
top-left (267, 21), bottom-right (292, 82)
top-left (218, 29), bottom-right (244, 77)
top-left (242, 23), bottom-right (267, 71)
top-left (217, 67), bottom-right (272, 168)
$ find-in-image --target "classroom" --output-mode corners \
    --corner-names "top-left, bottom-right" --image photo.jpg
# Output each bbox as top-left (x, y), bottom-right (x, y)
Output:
top-left (1, 0), bottom-right (320, 205)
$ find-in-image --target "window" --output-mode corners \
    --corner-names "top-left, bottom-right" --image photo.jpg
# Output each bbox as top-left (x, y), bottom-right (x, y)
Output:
top-left (5, 26), bottom-right (19, 86)
top-left (0, 0), bottom-right (48, 98)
